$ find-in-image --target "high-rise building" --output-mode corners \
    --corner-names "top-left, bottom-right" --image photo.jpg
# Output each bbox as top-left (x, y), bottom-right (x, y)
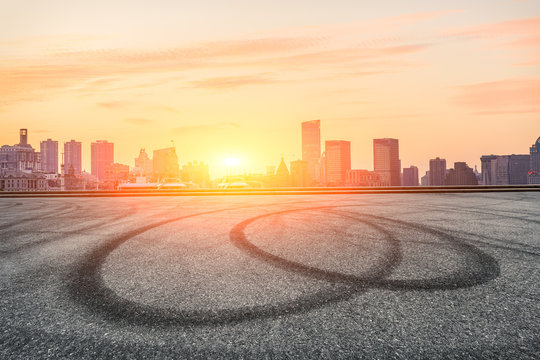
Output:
top-left (91, 140), bottom-right (114, 181)
top-left (529, 137), bottom-right (540, 184)
top-left (153, 147), bottom-right (179, 181)
top-left (373, 138), bottom-right (400, 186)
top-left (429, 157), bottom-right (447, 186)
top-left (421, 171), bottom-right (430, 186)
top-left (134, 148), bottom-right (153, 177)
top-left (302, 120), bottom-right (321, 184)
top-left (480, 155), bottom-right (497, 185)
top-left (444, 162), bottom-right (478, 185)
top-left (402, 166), bottom-right (419, 186)
top-left (64, 140), bottom-right (82, 175)
top-left (508, 155), bottom-right (530, 185)
top-left (481, 154), bottom-right (530, 185)
top-left (290, 160), bottom-right (309, 187)
top-left (40, 139), bottom-right (58, 174)
top-left (325, 140), bottom-right (351, 186)
top-left (0, 129), bottom-right (40, 173)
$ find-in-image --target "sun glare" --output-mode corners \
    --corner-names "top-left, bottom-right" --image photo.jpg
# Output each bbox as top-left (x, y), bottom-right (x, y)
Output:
top-left (224, 157), bottom-right (240, 167)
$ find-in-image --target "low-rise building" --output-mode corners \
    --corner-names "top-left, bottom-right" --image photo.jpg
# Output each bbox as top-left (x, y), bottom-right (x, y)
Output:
top-left (0, 170), bottom-right (48, 191)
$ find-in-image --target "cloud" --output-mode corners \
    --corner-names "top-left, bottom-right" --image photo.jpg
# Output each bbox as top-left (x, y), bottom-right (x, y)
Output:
top-left (98, 101), bottom-right (129, 109)
top-left (172, 122), bottom-right (240, 134)
top-left (453, 78), bottom-right (540, 115)
top-left (450, 17), bottom-right (540, 39)
top-left (124, 118), bottom-right (154, 125)
top-left (188, 74), bottom-right (275, 89)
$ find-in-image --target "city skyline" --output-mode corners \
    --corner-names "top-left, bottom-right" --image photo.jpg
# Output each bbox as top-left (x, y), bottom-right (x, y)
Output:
top-left (1, 1), bottom-right (540, 177)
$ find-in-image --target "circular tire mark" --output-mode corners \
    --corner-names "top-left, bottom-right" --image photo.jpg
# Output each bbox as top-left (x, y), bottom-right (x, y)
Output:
top-left (68, 204), bottom-right (500, 327)
top-left (68, 206), bottom-right (397, 326)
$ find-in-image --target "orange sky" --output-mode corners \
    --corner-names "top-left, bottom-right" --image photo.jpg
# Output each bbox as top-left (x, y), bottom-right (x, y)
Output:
top-left (1, 0), bottom-right (539, 177)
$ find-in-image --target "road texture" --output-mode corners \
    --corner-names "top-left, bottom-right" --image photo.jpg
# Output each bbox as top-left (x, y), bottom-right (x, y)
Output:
top-left (0, 192), bottom-right (539, 359)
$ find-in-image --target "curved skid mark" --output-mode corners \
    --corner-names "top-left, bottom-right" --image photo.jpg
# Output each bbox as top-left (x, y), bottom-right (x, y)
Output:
top-left (68, 203), bottom-right (500, 327)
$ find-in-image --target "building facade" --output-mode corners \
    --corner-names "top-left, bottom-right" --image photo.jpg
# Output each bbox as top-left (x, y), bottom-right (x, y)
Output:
top-left (0, 170), bottom-right (48, 191)
top-left (325, 140), bottom-right (351, 186)
top-left (347, 169), bottom-right (382, 187)
top-left (301, 120), bottom-right (321, 184)
top-left (64, 140), bottom-right (82, 174)
top-left (133, 148), bottom-right (153, 177)
top-left (0, 129), bottom-right (40, 173)
top-left (91, 140), bottom-right (114, 181)
top-left (40, 139), bottom-right (58, 174)
top-left (402, 166), bottom-right (419, 186)
top-left (481, 154), bottom-right (530, 185)
top-left (153, 147), bottom-right (179, 181)
top-left (373, 138), bottom-right (400, 186)
top-left (290, 160), bottom-right (309, 187)
top-left (429, 157), bottom-right (447, 186)
top-left (444, 162), bottom-right (478, 185)
top-left (181, 161), bottom-right (210, 188)
top-left (529, 137), bottom-right (540, 184)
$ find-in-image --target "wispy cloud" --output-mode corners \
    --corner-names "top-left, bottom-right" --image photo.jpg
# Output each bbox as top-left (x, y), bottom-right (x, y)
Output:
top-left (172, 122), bottom-right (240, 134)
top-left (98, 101), bottom-right (129, 109)
top-left (188, 74), bottom-right (275, 89)
top-left (124, 118), bottom-right (154, 125)
top-left (453, 78), bottom-right (540, 114)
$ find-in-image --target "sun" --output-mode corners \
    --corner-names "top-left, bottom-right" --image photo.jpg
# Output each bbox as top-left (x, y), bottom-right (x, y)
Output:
top-left (224, 157), bottom-right (240, 167)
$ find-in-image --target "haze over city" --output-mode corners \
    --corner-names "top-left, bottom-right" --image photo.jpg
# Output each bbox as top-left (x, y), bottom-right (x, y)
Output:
top-left (1, 0), bottom-right (540, 177)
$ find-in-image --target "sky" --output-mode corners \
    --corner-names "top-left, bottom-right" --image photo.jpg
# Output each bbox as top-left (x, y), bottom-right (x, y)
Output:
top-left (1, 0), bottom-right (539, 177)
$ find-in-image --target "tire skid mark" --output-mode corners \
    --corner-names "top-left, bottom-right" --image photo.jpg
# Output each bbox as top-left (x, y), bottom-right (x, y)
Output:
top-left (233, 206), bottom-right (499, 292)
top-left (0, 201), bottom-right (85, 231)
top-left (0, 202), bottom-right (142, 256)
top-left (67, 202), bottom-right (380, 326)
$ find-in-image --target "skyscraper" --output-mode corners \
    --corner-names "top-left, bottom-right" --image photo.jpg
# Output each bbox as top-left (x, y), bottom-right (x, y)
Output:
top-left (40, 139), bottom-right (58, 173)
top-left (429, 157), bottom-right (447, 186)
top-left (302, 120), bottom-right (320, 184)
top-left (481, 154), bottom-right (530, 185)
top-left (403, 166), bottom-right (419, 186)
top-left (480, 155), bottom-right (498, 185)
top-left (325, 140), bottom-right (351, 186)
top-left (64, 140), bottom-right (82, 174)
top-left (373, 138), bottom-right (400, 186)
top-left (508, 155), bottom-right (530, 184)
top-left (529, 137), bottom-right (540, 184)
top-left (91, 140), bottom-right (114, 181)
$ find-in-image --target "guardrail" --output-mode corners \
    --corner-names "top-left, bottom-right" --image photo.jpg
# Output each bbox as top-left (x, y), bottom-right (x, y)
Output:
top-left (0, 185), bottom-right (539, 197)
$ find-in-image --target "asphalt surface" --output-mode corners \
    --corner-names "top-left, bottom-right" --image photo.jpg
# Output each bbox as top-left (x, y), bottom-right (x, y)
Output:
top-left (0, 193), bottom-right (539, 359)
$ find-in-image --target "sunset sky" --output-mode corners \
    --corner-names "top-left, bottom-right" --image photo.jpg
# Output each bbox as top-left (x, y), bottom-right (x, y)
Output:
top-left (1, 0), bottom-right (539, 177)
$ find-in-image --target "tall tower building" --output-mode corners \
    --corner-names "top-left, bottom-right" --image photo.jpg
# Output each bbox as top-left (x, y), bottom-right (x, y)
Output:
top-left (91, 140), bottom-right (114, 180)
top-left (40, 139), bottom-right (59, 173)
top-left (429, 157), bottom-right (447, 186)
top-left (325, 140), bottom-right (351, 186)
top-left (529, 137), bottom-right (540, 184)
top-left (302, 120), bottom-right (321, 184)
top-left (373, 138), bottom-right (400, 186)
top-left (403, 166), bottom-right (419, 186)
top-left (19, 129), bottom-right (29, 147)
top-left (64, 140), bottom-right (82, 174)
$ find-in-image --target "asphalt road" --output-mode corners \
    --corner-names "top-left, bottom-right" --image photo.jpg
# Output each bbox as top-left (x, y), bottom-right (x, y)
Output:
top-left (0, 193), bottom-right (539, 359)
